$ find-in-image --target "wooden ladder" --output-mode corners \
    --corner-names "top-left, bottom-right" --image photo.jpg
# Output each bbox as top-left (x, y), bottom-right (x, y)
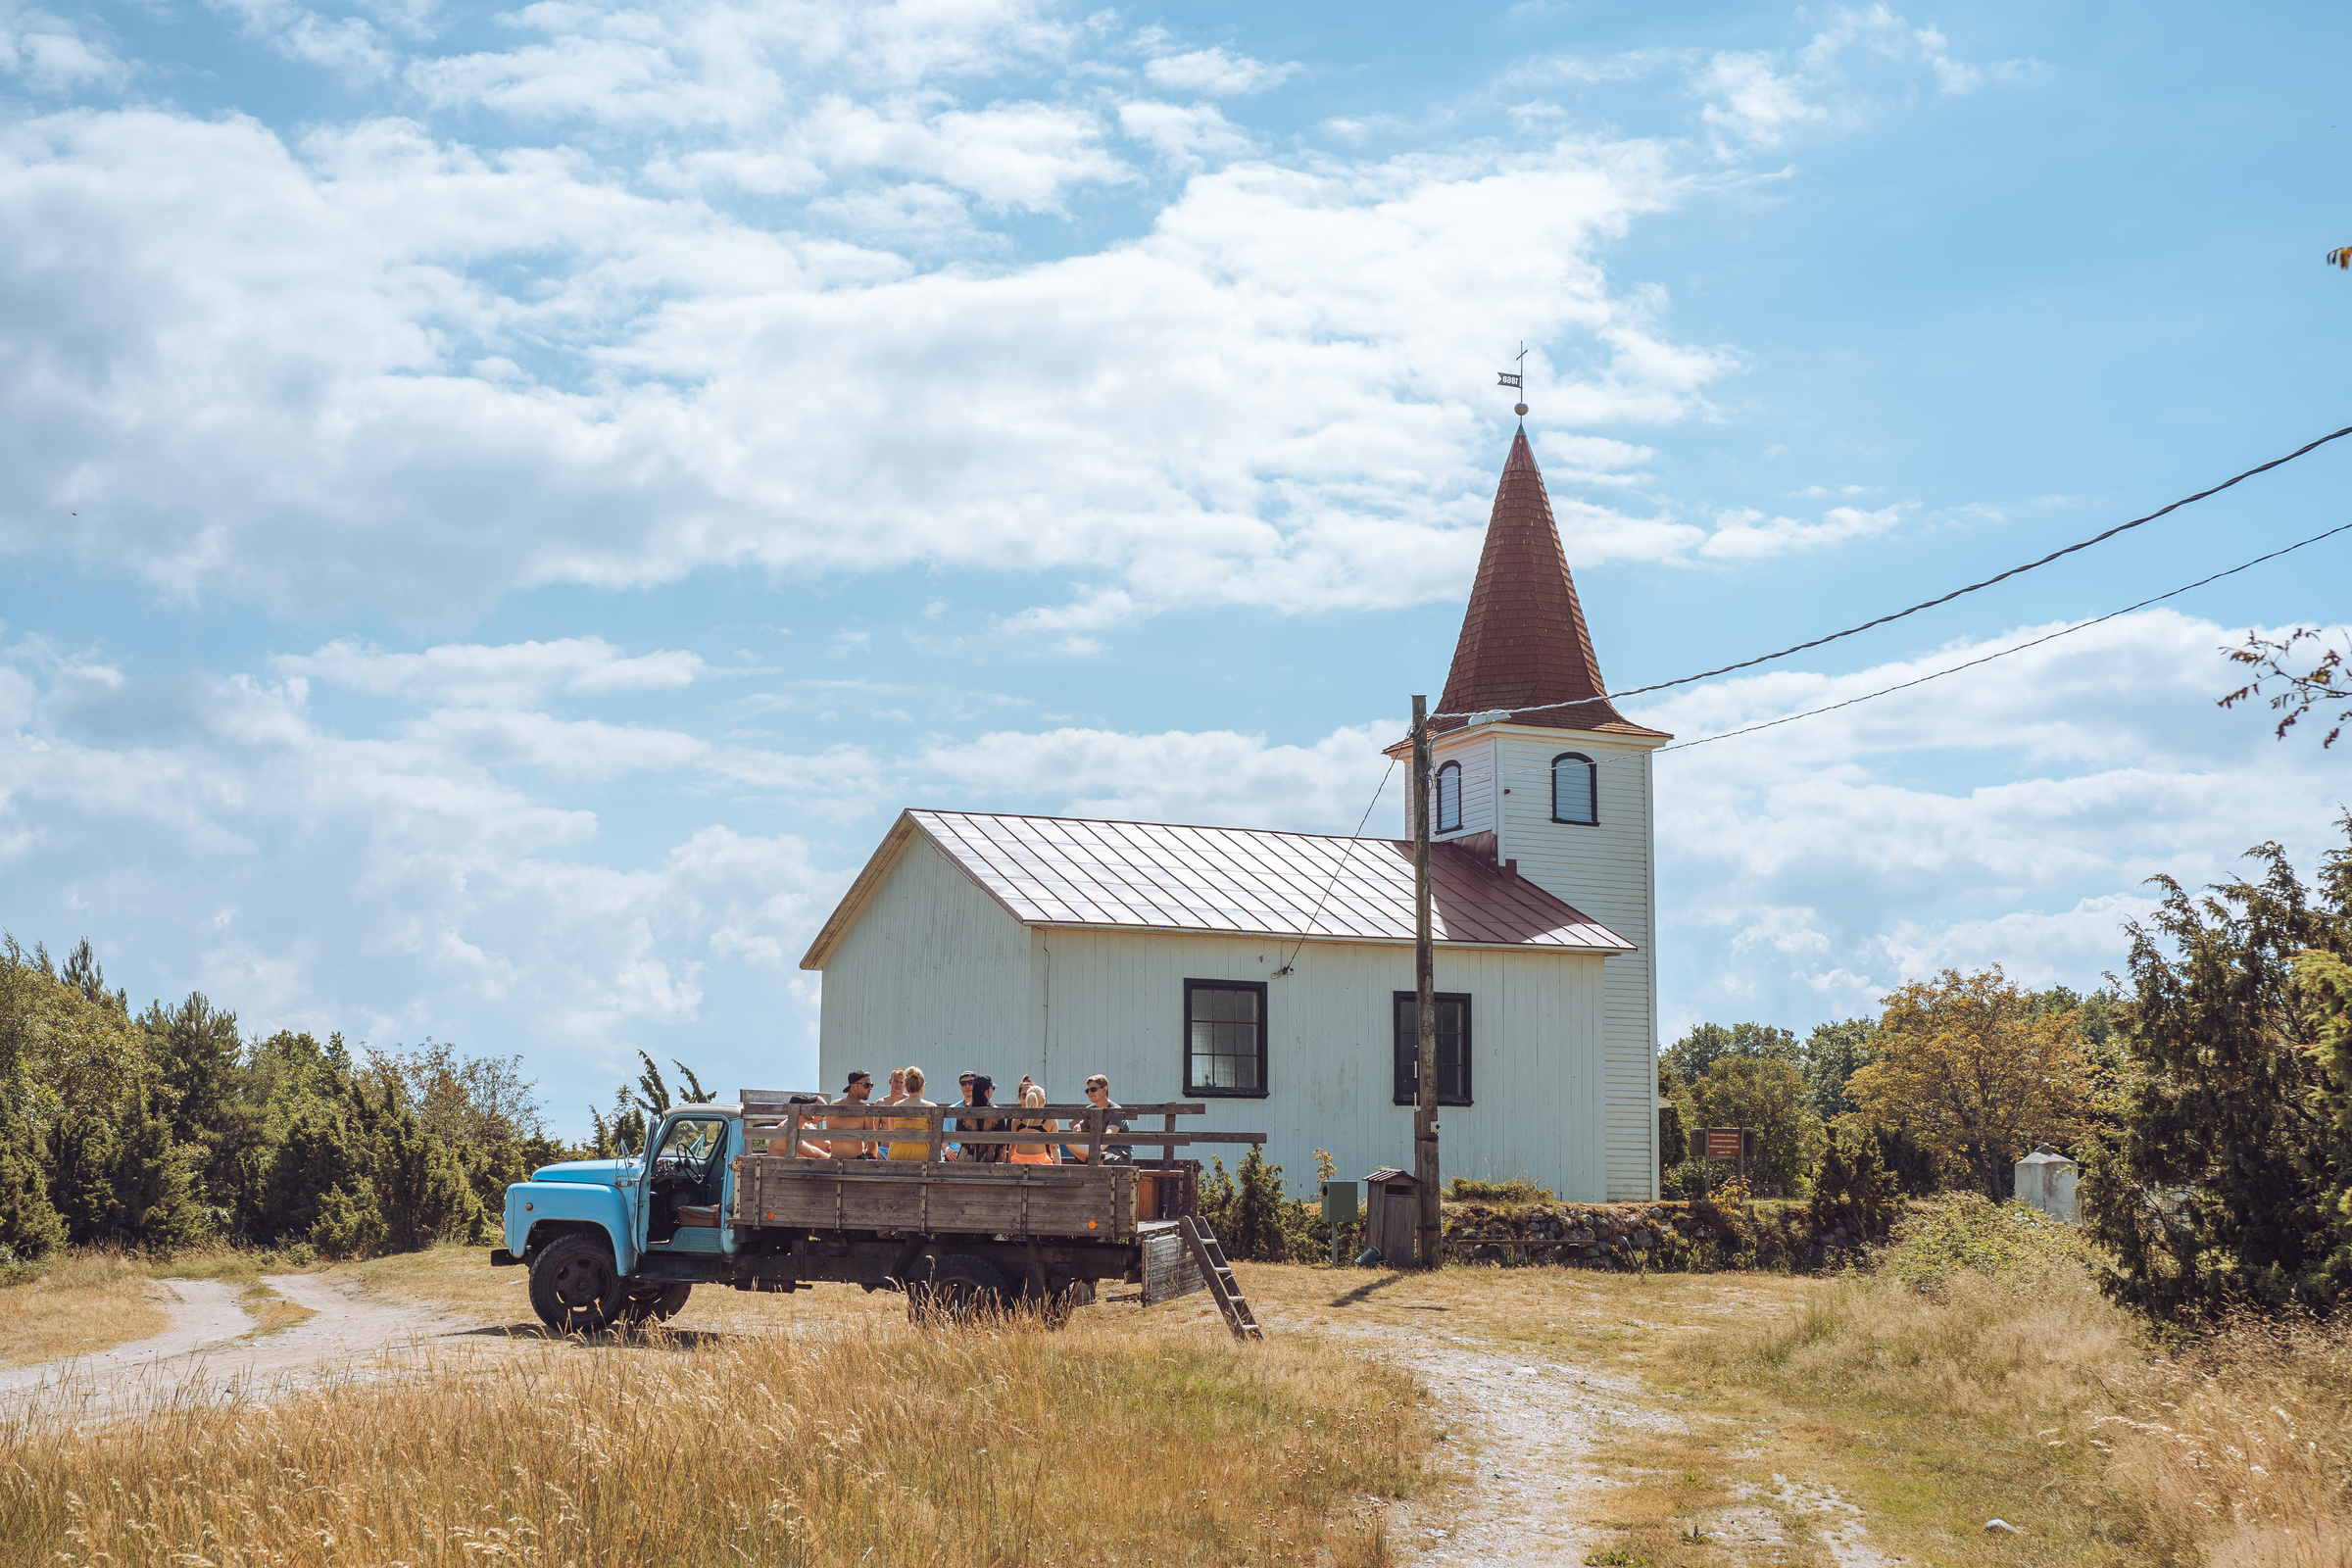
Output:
top-left (1180, 1216), bottom-right (1264, 1341)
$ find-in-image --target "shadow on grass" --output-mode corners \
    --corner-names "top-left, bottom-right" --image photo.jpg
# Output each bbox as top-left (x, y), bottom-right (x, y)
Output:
top-left (462, 1323), bottom-right (732, 1348)
top-left (1327, 1273), bottom-right (1446, 1310)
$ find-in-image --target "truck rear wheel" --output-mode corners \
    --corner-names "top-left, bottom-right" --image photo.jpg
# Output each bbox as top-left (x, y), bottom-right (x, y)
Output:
top-left (907, 1253), bottom-right (1009, 1324)
top-left (529, 1234), bottom-right (626, 1333)
top-left (621, 1281), bottom-right (693, 1324)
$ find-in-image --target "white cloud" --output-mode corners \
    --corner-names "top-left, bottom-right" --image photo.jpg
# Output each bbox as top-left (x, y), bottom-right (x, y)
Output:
top-left (1690, 4), bottom-right (2041, 154)
top-left (1696, 501), bottom-right (1910, 562)
top-left (0, 105), bottom-right (1729, 630)
top-left (1143, 46), bottom-right (1297, 97)
top-left (912, 721), bottom-right (1400, 831)
top-left (213, 0), bottom-right (397, 82)
top-left (1694, 52), bottom-right (1826, 150)
top-left (1117, 99), bottom-right (1252, 168)
top-left (281, 636), bottom-right (707, 706)
top-left (0, 1), bottom-right (127, 90)
top-left (800, 96), bottom-right (1128, 211)
top-left (1640, 609), bottom-right (2352, 1032)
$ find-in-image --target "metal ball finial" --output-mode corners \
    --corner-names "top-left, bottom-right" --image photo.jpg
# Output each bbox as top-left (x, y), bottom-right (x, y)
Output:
top-left (1513, 402), bottom-right (1529, 416)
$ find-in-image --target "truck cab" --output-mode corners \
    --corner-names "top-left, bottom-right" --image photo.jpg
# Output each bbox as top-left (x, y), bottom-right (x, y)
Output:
top-left (493, 1104), bottom-right (747, 1329)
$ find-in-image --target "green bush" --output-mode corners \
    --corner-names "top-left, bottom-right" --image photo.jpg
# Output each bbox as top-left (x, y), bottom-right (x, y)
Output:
top-left (0, 1117), bottom-right (65, 1261)
top-left (1808, 1131), bottom-right (1900, 1240)
top-left (1879, 1193), bottom-right (2085, 1294)
top-left (1446, 1175), bottom-right (1553, 1205)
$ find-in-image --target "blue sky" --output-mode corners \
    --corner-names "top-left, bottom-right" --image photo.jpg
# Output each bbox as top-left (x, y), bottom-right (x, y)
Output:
top-left (3, 0), bottom-right (2348, 1133)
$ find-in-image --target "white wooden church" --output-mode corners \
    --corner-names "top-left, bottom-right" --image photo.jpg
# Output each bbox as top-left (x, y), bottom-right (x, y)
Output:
top-left (802, 428), bottom-right (1667, 1201)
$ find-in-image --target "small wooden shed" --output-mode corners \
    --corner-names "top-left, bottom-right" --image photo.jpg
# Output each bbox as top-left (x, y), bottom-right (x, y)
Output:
top-left (1362, 1168), bottom-right (1421, 1263)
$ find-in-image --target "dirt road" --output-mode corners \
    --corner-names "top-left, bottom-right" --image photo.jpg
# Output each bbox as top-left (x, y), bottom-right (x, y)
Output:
top-left (0, 1272), bottom-right (471, 1423)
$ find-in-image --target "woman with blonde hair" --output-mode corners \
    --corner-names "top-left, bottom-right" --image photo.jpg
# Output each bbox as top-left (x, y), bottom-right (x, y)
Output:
top-left (887, 1066), bottom-right (939, 1161)
top-left (1007, 1082), bottom-right (1058, 1164)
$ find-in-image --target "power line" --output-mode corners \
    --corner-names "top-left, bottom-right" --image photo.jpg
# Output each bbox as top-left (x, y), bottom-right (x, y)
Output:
top-left (1435, 421), bottom-right (2352, 722)
top-left (1655, 516), bottom-right (2352, 753)
top-left (1273, 756), bottom-right (1396, 975)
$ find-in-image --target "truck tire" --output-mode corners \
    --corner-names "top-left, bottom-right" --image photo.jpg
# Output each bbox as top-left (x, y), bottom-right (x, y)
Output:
top-left (1025, 1277), bottom-right (1094, 1329)
top-left (529, 1234), bottom-right (627, 1333)
top-left (907, 1252), bottom-right (1009, 1324)
top-left (621, 1281), bottom-right (693, 1324)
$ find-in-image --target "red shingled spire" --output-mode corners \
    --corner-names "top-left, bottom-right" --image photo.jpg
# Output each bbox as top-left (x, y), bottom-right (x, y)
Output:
top-left (1433, 427), bottom-right (1645, 735)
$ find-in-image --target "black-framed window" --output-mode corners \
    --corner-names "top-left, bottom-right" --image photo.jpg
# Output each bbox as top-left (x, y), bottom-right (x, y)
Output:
top-left (1393, 992), bottom-right (1472, 1105)
top-left (1436, 760), bottom-right (1462, 833)
top-left (1185, 979), bottom-right (1268, 1097)
top-left (1552, 752), bottom-right (1597, 825)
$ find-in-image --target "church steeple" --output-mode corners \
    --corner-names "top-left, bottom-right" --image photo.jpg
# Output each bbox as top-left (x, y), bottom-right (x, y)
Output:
top-left (1433, 427), bottom-right (1647, 736)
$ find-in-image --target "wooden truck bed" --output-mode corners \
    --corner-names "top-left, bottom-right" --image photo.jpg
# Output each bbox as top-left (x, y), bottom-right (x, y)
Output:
top-left (734, 1156), bottom-right (1139, 1239)
top-left (720, 1092), bottom-right (1258, 1314)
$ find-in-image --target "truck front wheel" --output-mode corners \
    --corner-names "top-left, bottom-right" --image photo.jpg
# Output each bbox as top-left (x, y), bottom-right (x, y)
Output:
top-left (529, 1234), bottom-right (626, 1333)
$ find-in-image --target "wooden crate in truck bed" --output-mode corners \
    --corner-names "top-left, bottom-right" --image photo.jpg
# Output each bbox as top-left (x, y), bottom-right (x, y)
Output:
top-left (735, 1157), bottom-right (1136, 1239)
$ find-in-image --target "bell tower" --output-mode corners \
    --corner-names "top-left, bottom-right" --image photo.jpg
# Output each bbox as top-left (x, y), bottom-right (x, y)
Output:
top-left (1407, 425), bottom-right (1670, 1199)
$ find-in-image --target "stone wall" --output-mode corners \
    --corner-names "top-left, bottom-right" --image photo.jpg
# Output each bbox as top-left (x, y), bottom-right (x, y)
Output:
top-left (1440, 1197), bottom-right (1901, 1273)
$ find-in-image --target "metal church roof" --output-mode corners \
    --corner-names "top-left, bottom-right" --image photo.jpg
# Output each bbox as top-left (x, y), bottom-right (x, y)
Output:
top-left (800, 808), bottom-right (1636, 969)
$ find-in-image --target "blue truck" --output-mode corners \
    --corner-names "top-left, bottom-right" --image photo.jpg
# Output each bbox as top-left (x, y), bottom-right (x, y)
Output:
top-left (492, 1091), bottom-right (1261, 1332)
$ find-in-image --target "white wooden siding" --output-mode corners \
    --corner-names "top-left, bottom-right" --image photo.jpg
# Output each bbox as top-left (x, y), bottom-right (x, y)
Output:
top-left (815, 832), bottom-right (1620, 1200)
top-left (1490, 730), bottom-right (1661, 1200)
top-left (1431, 733), bottom-right (1496, 840)
top-left (1012, 927), bottom-right (1612, 1200)
top-left (817, 836), bottom-right (1035, 1087)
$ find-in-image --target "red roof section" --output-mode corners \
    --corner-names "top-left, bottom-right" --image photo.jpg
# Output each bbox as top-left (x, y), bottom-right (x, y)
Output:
top-left (1432, 427), bottom-right (1660, 738)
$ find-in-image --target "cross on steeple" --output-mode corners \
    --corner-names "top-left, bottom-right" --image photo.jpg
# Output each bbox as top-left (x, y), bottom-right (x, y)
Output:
top-left (1495, 343), bottom-right (1530, 418)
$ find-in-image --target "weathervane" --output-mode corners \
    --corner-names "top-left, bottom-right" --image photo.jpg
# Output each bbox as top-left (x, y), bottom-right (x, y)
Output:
top-left (1495, 342), bottom-right (1530, 418)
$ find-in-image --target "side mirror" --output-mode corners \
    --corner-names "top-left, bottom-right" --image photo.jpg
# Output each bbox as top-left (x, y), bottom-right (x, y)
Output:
top-left (615, 1138), bottom-right (633, 1161)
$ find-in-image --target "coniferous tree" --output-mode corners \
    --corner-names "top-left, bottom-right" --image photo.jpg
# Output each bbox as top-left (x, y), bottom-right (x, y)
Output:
top-left (1226, 1148), bottom-right (1292, 1262)
top-left (353, 1080), bottom-right (483, 1250)
top-left (1800, 1018), bottom-right (1881, 1121)
top-left (258, 1102), bottom-right (380, 1253)
top-left (2081, 826), bottom-right (2352, 1321)
top-left (0, 1077), bottom-right (66, 1261)
top-left (48, 1086), bottom-right (208, 1248)
top-left (144, 991), bottom-right (244, 1200)
top-left (1662, 1021), bottom-right (1801, 1084)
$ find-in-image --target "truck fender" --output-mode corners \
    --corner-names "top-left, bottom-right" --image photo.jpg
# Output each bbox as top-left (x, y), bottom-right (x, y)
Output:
top-left (507, 1184), bottom-right (639, 1275)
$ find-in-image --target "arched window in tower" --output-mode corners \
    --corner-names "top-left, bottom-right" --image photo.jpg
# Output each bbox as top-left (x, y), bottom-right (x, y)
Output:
top-left (1551, 753), bottom-right (1597, 825)
top-left (1436, 760), bottom-right (1462, 834)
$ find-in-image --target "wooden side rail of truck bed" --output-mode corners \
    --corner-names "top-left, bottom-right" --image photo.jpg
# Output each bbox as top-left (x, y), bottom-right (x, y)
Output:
top-left (739, 1091), bottom-right (1268, 1166)
top-left (731, 1091), bottom-right (1264, 1243)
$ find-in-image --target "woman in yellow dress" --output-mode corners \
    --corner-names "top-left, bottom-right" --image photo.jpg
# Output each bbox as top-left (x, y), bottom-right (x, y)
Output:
top-left (888, 1066), bottom-right (939, 1160)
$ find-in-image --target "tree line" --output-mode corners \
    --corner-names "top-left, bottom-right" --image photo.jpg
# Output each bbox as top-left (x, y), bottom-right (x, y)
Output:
top-left (1665, 814), bottom-right (2352, 1323)
top-left (0, 936), bottom-right (578, 1263)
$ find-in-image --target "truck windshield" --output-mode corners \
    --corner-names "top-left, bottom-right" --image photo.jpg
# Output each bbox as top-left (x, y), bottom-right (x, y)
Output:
top-left (657, 1118), bottom-right (723, 1167)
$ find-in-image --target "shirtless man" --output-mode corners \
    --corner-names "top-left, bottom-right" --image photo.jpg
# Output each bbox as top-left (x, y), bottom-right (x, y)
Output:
top-left (826, 1070), bottom-right (879, 1158)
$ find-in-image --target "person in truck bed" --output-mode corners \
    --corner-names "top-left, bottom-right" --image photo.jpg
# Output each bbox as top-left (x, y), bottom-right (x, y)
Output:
top-left (956, 1073), bottom-right (1005, 1162)
top-left (886, 1067), bottom-right (939, 1160)
top-left (826, 1070), bottom-right (878, 1158)
top-left (783, 1094), bottom-right (836, 1158)
top-left (1063, 1074), bottom-right (1133, 1165)
top-left (1008, 1082), bottom-right (1058, 1164)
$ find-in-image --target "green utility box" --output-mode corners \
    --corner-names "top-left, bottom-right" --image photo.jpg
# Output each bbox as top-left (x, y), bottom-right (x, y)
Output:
top-left (1320, 1181), bottom-right (1359, 1223)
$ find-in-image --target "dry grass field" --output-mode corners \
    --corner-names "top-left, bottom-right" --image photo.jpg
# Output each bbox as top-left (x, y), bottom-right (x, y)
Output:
top-left (7, 1229), bottom-right (2347, 1567)
top-left (0, 1251), bottom-right (174, 1369)
top-left (1, 1262), bottom-right (1438, 1568)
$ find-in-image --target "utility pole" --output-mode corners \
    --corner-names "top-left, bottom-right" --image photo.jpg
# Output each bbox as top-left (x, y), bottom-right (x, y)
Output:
top-left (1411, 695), bottom-right (1441, 1269)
